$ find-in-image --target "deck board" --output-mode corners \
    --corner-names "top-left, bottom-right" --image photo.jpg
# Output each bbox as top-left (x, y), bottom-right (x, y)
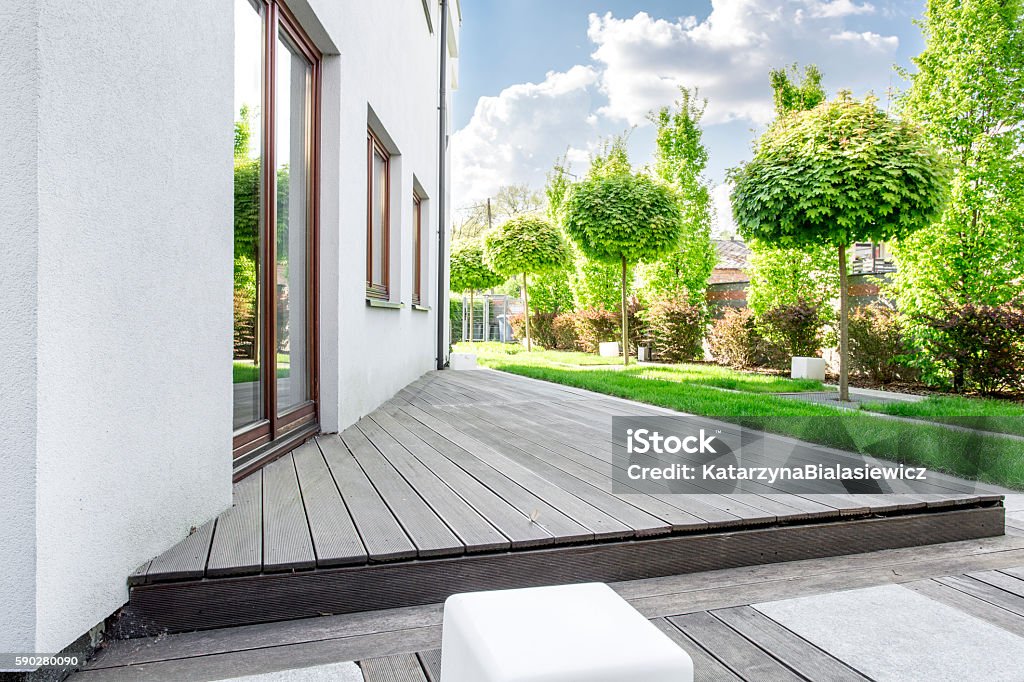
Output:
top-left (206, 470), bottom-right (262, 577)
top-left (292, 440), bottom-right (367, 567)
top-left (261, 453), bottom-right (316, 572)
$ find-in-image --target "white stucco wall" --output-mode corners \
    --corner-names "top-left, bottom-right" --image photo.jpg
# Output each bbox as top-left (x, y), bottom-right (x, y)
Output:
top-left (0, 1), bottom-right (235, 655)
top-left (0, 2), bottom-right (40, 656)
top-left (304, 0), bottom-right (458, 432)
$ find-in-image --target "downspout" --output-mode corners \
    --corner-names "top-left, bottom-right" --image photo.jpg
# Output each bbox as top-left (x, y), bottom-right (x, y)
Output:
top-left (435, 0), bottom-right (449, 369)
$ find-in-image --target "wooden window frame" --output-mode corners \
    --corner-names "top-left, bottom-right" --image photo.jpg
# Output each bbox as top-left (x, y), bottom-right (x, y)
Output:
top-left (412, 194), bottom-right (423, 306)
top-left (232, 0), bottom-right (322, 478)
top-left (366, 130), bottom-right (391, 300)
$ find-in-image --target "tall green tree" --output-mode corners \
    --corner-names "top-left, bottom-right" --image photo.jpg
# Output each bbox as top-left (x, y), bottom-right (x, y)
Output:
top-left (485, 216), bottom-right (571, 350)
top-left (564, 147), bottom-right (684, 365)
top-left (731, 93), bottom-right (949, 400)
top-left (637, 87), bottom-right (717, 308)
top-left (768, 63), bottom-right (826, 116)
top-left (891, 0), bottom-right (1024, 334)
top-left (450, 241), bottom-right (506, 343)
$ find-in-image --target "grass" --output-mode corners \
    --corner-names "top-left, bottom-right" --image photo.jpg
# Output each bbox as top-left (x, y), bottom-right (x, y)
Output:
top-left (455, 342), bottom-right (825, 393)
top-left (233, 353), bottom-right (292, 383)
top-left (861, 395), bottom-right (1024, 438)
top-left (457, 343), bottom-right (1024, 489)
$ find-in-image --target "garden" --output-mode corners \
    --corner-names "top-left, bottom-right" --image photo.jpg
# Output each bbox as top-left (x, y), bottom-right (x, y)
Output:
top-left (448, 5), bottom-right (1024, 487)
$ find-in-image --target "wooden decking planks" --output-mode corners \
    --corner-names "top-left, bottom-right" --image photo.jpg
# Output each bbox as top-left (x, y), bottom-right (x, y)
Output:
top-left (131, 367), bottom-right (1004, 633)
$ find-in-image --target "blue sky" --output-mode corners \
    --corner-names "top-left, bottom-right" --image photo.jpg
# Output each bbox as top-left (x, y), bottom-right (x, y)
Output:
top-left (451, 0), bottom-right (929, 232)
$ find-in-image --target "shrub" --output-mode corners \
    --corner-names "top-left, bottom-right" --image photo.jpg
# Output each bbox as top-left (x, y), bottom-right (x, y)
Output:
top-left (508, 312), bottom-right (568, 350)
top-left (449, 298), bottom-right (463, 342)
top-left (922, 302), bottom-right (1024, 394)
top-left (552, 315), bottom-right (578, 350)
top-left (848, 303), bottom-right (917, 383)
top-left (708, 307), bottom-right (784, 369)
top-left (568, 308), bottom-right (620, 353)
top-left (758, 299), bottom-right (823, 358)
top-left (640, 300), bottom-right (706, 363)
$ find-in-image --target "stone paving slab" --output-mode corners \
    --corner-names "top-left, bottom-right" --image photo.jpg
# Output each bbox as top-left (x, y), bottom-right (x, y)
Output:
top-left (754, 583), bottom-right (1024, 682)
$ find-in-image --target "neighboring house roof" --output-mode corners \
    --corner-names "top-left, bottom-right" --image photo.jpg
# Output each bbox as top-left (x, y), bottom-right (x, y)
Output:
top-left (713, 238), bottom-right (751, 271)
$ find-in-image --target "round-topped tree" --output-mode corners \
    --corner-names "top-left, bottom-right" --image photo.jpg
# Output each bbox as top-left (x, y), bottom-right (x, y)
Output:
top-left (563, 173), bottom-right (684, 365)
top-left (450, 241), bottom-right (506, 344)
top-left (484, 215), bottom-right (570, 351)
top-left (730, 92), bottom-right (949, 400)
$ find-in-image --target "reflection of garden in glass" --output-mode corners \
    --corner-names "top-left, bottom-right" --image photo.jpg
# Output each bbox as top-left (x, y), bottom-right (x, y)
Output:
top-left (234, 353), bottom-right (292, 384)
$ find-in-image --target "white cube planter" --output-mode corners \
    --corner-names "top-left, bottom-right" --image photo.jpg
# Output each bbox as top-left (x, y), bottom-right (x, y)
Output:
top-left (440, 583), bottom-right (694, 682)
top-left (791, 356), bottom-right (826, 381)
top-left (450, 353), bottom-right (478, 371)
top-left (638, 346), bottom-right (650, 362)
top-left (598, 342), bottom-right (620, 358)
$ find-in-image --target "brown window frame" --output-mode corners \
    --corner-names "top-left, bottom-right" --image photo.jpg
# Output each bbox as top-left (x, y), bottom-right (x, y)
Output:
top-left (232, 0), bottom-right (322, 479)
top-left (366, 131), bottom-right (391, 300)
top-left (412, 194), bottom-right (423, 306)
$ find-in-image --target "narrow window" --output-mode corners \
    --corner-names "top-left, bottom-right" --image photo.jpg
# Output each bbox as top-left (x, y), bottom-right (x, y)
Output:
top-left (412, 195), bottom-right (423, 306)
top-left (367, 131), bottom-right (390, 299)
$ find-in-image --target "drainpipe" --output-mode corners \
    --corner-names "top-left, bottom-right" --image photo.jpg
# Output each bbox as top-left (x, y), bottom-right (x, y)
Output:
top-left (436, 0), bottom-right (449, 370)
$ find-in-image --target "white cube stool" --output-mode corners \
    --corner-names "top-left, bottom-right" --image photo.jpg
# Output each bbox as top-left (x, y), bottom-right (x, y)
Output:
top-left (450, 353), bottom-right (478, 370)
top-left (440, 583), bottom-right (693, 682)
top-left (598, 342), bottom-right (620, 358)
top-left (791, 356), bottom-right (826, 381)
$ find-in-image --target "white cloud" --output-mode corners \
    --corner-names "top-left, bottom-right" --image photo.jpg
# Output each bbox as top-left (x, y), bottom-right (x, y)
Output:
top-left (452, 0), bottom-right (911, 209)
top-left (830, 30), bottom-right (899, 50)
top-left (710, 183), bottom-right (738, 238)
top-left (805, 0), bottom-right (876, 18)
top-left (451, 66), bottom-right (600, 212)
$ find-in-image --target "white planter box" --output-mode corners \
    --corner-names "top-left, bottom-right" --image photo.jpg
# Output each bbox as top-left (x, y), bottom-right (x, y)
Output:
top-left (450, 353), bottom-right (478, 371)
top-left (598, 342), bottom-right (620, 358)
top-left (791, 356), bottom-right (826, 381)
top-left (441, 583), bottom-right (693, 682)
top-left (638, 346), bottom-right (650, 362)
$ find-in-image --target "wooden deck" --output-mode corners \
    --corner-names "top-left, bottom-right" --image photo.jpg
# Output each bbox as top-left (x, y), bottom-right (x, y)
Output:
top-left (77, 528), bottom-right (1024, 681)
top-left (121, 368), bottom-right (1005, 636)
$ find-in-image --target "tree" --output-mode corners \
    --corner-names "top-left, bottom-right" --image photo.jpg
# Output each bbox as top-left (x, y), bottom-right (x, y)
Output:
top-left (450, 241), bottom-right (506, 343)
top-left (731, 92), bottom-right (949, 400)
top-left (891, 0), bottom-right (1024, 378)
top-left (564, 171), bottom-right (684, 365)
top-left (768, 64), bottom-right (826, 116)
top-left (484, 216), bottom-right (571, 350)
top-left (637, 87), bottom-right (717, 308)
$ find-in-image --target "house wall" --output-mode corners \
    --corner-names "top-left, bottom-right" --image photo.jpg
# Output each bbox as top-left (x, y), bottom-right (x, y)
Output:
top-left (306, 0), bottom-right (458, 432)
top-left (0, 0), bottom-right (235, 657)
top-left (0, 2), bottom-right (40, 655)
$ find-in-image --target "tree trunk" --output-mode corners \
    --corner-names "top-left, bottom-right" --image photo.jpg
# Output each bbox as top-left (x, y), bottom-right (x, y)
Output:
top-left (838, 243), bottom-right (849, 402)
top-left (522, 273), bottom-right (531, 352)
top-left (468, 290), bottom-right (474, 343)
top-left (621, 255), bottom-right (629, 367)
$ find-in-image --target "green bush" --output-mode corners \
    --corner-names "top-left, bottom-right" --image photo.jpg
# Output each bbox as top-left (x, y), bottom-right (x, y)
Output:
top-left (449, 298), bottom-right (463, 343)
top-left (848, 303), bottom-right (918, 383)
top-left (552, 315), bottom-right (578, 350)
top-left (708, 307), bottom-right (784, 369)
top-left (922, 302), bottom-right (1024, 395)
top-left (758, 299), bottom-right (823, 358)
top-left (640, 300), bottom-right (706, 363)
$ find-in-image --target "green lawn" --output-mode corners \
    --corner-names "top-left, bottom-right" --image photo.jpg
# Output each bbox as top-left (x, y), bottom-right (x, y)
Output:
top-left (456, 343), bottom-right (1024, 489)
top-left (233, 353), bottom-right (292, 383)
top-left (861, 395), bottom-right (1024, 438)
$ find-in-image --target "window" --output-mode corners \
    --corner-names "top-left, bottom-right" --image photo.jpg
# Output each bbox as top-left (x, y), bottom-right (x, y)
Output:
top-left (367, 130), bottom-right (390, 299)
top-left (412, 195), bottom-right (423, 306)
top-left (232, 0), bottom-right (321, 472)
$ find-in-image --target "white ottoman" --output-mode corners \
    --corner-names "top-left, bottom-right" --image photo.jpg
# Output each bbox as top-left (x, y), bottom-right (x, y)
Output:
top-left (440, 583), bottom-right (693, 682)
top-left (791, 356), bottom-right (826, 381)
top-left (598, 342), bottom-right (620, 358)
top-left (450, 353), bottom-right (478, 370)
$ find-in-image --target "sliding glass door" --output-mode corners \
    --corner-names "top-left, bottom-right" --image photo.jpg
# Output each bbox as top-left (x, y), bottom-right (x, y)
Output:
top-left (233, 0), bottom-right (320, 474)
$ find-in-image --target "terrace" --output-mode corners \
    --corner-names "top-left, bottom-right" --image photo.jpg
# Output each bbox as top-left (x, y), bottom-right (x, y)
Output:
top-left (117, 368), bottom-right (1003, 637)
